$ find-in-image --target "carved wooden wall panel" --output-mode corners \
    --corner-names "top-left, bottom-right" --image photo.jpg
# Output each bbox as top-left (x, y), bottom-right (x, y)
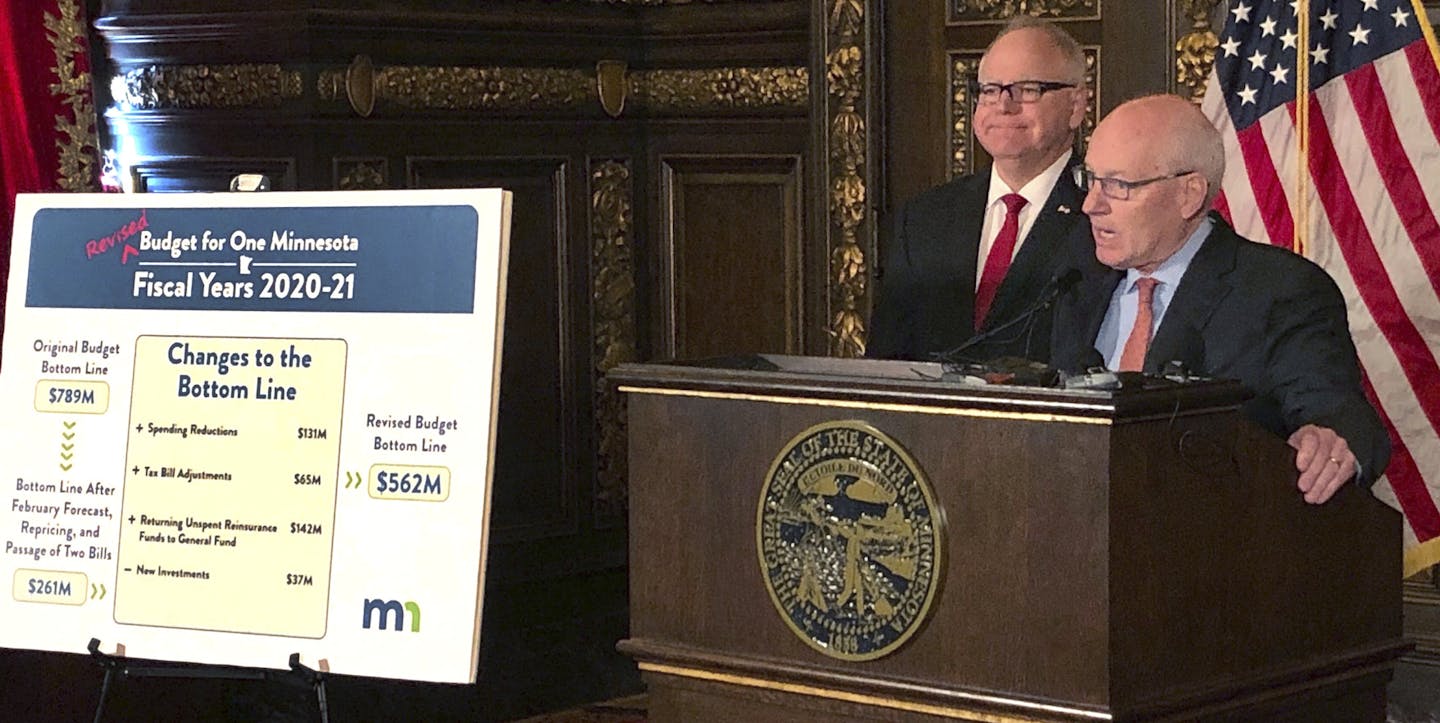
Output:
top-left (408, 156), bottom-right (581, 546)
top-left (659, 155), bottom-right (803, 359)
top-left (128, 156), bottom-right (296, 193)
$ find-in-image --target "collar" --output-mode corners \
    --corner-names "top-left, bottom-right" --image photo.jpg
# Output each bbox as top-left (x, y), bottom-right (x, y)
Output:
top-left (987, 149), bottom-right (1073, 209)
top-left (1122, 216), bottom-right (1212, 292)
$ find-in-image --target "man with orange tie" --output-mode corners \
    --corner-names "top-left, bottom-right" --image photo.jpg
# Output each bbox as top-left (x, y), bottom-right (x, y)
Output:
top-left (1052, 94), bottom-right (1390, 504)
top-left (868, 17), bottom-right (1089, 362)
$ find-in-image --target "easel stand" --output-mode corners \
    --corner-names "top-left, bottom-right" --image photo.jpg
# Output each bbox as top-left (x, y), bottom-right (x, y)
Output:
top-left (88, 639), bottom-right (330, 723)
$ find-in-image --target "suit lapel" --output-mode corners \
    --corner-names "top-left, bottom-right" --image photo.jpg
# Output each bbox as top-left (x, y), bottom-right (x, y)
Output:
top-left (946, 175), bottom-right (988, 334)
top-left (1144, 221), bottom-right (1237, 372)
top-left (981, 166), bottom-right (1084, 332)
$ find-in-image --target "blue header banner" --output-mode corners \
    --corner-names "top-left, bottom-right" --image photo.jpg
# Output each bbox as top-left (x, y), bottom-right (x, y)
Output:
top-left (25, 205), bottom-right (480, 313)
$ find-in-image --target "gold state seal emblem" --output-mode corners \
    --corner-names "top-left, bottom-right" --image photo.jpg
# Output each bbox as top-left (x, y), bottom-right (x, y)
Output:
top-left (756, 421), bottom-right (943, 661)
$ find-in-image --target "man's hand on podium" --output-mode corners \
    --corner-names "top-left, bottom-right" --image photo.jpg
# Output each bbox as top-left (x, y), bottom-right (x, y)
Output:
top-left (1288, 423), bottom-right (1356, 504)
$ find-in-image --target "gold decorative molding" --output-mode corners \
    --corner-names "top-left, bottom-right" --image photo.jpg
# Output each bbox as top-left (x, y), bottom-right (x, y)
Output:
top-left (334, 158), bottom-right (387, 190)
top-left (824, 0), bottom-right (870, 358)
top-left (113, 64), bottom-right (302, 110)
top-left (948, 56), bottom-right (978, 179)
top-left (46, 0), bottom-right (99, 192)
top-left (629, 67), bottom-right (808, 111)
top-left (1176, 0), bottom-right (1223, 104)
top-left (590, 159), bottom-right (637, 522)
top-left (1081, 47), bottom-right (1099, 145)
top-left (949, 47), bottom-right (1098, 176)
top-left (321, 59), bottom-right (807, 116)
top-left (950, 0), bottom-right (1100, 23)
top-left (319, 63), bottom-right (594, 112)
top-left (576, 0), bottom-right (745, 3)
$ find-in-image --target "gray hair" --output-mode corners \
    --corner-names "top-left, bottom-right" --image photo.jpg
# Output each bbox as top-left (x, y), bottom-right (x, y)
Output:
top-left (987, 16), bottom-right (1087, 84)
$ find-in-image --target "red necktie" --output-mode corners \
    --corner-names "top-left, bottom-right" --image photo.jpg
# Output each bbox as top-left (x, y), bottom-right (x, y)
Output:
top-left (1118, 276), bottom-right (1159, 372)
top-left (974, 193), bottom-right (1028, 330)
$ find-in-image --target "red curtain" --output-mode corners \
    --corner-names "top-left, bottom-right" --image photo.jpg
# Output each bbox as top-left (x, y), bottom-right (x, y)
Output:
top-left (0, 0), bottom-right (101, 365)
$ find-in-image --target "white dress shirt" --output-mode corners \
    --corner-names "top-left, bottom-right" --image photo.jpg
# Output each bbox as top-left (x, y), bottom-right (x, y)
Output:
top-left (1095, 217), bottom-right (1213, 370)
top-left (975, 150), bottom-right (1074, 291)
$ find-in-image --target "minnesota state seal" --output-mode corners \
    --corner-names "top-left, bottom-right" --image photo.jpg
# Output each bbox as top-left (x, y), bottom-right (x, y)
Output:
top-left (756, 421), bottom-right (943, 661)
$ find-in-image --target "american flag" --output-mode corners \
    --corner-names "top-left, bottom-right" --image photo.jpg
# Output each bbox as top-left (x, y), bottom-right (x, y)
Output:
top-left (1200, 0), bottom-right (1440, 577)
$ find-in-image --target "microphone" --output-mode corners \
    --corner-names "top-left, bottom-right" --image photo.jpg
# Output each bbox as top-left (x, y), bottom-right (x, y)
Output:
top-left (932, 267), bottom-right (1082, 364)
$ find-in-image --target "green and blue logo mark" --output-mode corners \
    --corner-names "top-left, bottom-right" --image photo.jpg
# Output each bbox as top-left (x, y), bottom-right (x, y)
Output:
top-left (361, 598), bottom-right (421, 632)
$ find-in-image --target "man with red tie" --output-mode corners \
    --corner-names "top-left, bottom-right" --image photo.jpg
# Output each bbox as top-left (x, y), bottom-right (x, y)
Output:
top-left (1052, 94), bottom-right (1389, 504)
top-left (868, 17), bottom-right (1089, 362)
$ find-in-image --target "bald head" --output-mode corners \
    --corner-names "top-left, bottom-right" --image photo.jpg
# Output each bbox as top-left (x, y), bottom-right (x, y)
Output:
top-left (1082, 94), bottom-right (1224, 273)
top-left (1101, 95), bottom-right (1225, 206)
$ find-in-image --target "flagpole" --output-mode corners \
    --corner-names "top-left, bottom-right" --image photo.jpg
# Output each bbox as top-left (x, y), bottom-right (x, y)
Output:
top-left (1413, 0), bottom-right (1440, 74)
top-left (1295, 0), bottom-right (1310, 257)
top-left (1405, 1), bottom-right (1440, 581)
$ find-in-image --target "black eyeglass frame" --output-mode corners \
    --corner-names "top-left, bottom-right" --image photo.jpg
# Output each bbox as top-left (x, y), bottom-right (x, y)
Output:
top-left (1072, 167), bottom-right (1197, 201)
top-left (972, 80), bottom-right (1078, 105)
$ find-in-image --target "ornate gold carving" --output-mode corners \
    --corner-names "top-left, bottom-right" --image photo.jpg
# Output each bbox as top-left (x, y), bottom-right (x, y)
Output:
top-left (380, 66), bottom-right (592, 111)
top-left (46, 0), bottom-right (99, 192)
top-left (1082, 47), bottom-right (1098, 144)
top-left (825, 0), bottom-right (869, 358)
top-left (949, 47), bottom-right (1098, 177)
top-left (950, 0), bottom-right (1099, 23)
top-left (576, 0), bottom-right (741, 3)
top-left (628, 67), bottom-right (808, 111)
top-left (1176, 0), bottom-right (1223, 104)
top-left (113, 64), bottom-right (302, 110)
top-left (591, 160), bottom-right (637, 522)
top-left (949, 56), bottom-right (978, 179)
top-left (335, 159), bottom-right (387, 190)
top-left (319, 62), bottom-right (805, 116)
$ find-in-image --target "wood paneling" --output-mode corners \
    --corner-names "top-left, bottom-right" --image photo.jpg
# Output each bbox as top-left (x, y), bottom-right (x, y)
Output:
top-left (660, 155), bottom-right (803, 359)
top-left (409, 156), bottom-right (580, 543)
top-left (129, 157), bottom-right (296, 193)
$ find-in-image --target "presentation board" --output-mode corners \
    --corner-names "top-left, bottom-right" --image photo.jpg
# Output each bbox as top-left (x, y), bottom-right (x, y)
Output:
top-left (0, 189), bottom-right (510, 684)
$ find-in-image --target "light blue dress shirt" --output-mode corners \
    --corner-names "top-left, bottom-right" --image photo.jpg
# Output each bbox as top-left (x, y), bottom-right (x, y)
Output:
top-left (1095, 217), bottom-right (1213, 370)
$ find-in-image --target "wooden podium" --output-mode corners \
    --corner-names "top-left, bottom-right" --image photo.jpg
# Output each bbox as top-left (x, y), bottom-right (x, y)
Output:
top-left (613, 355), bottom-right (1405, 722)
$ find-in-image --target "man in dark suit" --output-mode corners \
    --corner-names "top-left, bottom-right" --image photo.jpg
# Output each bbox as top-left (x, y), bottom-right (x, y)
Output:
top-left (868, 17), bottom-right (1089, 362)
top-left (1053, 94), bottom-right (1389, 504)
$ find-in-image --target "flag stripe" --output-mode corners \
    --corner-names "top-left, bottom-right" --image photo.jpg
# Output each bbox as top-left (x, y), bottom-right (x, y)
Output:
top-left (1260, 105), bottom-right (1303, 245)
top-left (1214, 190), bottom-right (1233, 225)
top-left (1236, 121), bottom-right (1295, 250)
top-left (1363, 374), bottom-right (1440, 541)
top-left (1320, 71), bottom-right (1440, 342)
top-left (1304, 207), bottom-right (1440, 543)
top-left (1404, 41), bottom-right (1440, 144)
top-left (1345, 64), bottom-right (1440, 302)
top-left (1390, 45), bottom-right (1440, 213)
top-left (1205, 75), bottom-right (1269, 243)
top-left (1306, 100), bottom-right (1440, 443)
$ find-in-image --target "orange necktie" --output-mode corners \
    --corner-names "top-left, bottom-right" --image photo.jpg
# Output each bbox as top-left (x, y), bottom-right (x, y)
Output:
top-left (1118, 276), bottom-right (1159, 372)
top-left (974, 193), bottom-right (1029, 329)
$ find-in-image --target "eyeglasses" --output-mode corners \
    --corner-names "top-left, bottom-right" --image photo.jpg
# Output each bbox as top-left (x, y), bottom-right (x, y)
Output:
top-left (973, 80), bottom-right (1077, 105)
top-left (1073, 167), bottom-right (1195, 201)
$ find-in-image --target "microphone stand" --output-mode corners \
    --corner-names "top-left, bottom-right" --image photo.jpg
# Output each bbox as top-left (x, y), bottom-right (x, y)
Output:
top-left (931, 268), bottom-right (1081, 366)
